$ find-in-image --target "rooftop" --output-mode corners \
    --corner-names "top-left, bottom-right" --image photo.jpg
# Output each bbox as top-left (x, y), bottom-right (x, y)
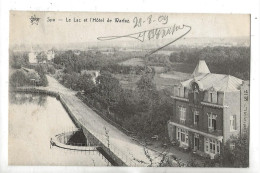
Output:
top-left (192, 60), bottom-right (210, 77)
top-left (181, 61), bottom-right (243, 92)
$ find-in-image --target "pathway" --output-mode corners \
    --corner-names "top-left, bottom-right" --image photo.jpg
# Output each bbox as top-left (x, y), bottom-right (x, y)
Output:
top-left (37, 75), bottom-right (162, 166)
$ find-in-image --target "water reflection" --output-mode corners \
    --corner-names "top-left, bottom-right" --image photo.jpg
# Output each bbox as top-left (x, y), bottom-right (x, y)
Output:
top-left (9, 93), bottom-right (47, 107)
top-left (9, 92), bottom-right (110, 166)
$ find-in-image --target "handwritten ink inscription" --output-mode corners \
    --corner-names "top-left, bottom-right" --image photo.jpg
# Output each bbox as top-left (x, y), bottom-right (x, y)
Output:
top-left (97, 24), bottom-right (192, 57)
top-left (133, 15), bottom-right (168, 28)
top-left (97, 24), bottom-right (189, 42)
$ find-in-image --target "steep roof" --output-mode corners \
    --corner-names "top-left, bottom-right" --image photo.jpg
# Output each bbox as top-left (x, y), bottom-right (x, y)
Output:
top-left (192, 60), bottom-right (210, 77)
top-left (181, 73), bottom-right (243, 92)
top-left (180, 60), bottom-right (244, 92)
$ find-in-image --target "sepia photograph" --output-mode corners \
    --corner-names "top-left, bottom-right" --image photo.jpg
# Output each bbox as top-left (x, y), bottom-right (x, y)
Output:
top-left (7, 10), bottom-right (251, 168)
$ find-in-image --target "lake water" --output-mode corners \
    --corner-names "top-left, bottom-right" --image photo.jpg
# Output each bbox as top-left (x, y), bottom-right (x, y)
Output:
top-left (9, 93), bottom-right (111, 166)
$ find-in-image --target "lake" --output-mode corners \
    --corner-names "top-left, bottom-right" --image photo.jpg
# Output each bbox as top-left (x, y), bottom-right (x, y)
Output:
top-left (9, 93), bottom-right (111, 166)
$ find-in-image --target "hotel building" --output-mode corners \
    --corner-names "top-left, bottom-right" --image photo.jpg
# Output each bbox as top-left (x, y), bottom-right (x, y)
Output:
top-left (167, 60), bottom-right (249, 159)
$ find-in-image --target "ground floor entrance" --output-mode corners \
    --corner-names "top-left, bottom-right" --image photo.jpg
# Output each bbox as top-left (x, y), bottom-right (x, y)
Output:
top-left (168, 122), bottom-right (222, 159)
top-left (176, 127), bottom-right (189, 148)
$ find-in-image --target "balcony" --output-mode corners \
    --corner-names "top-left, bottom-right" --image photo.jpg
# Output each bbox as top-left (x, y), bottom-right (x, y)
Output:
top-left (168, 121), bottom-right (223, 141)
top-left (169, 119), bottom-right (223, 138)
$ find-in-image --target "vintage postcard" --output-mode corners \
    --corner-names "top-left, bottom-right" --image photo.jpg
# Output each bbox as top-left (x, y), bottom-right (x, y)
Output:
top-left (8, 11), bottom-right (250, 167)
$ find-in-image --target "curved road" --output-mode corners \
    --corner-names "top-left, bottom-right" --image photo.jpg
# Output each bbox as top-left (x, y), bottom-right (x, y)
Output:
top-left (39, 75), bottom-right (162, 166)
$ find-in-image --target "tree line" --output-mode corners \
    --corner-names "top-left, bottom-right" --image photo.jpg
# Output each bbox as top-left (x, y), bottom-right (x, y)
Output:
top-left (53, 50), bottom-right (145, 73)
top-left (168, 46), bottom-right (250, 80)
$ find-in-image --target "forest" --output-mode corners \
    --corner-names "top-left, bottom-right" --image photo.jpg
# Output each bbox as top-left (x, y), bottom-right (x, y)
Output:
top-left (168, 46), bottom-right (250, 80)
top-left (53, 50), bottom-right (145, 73)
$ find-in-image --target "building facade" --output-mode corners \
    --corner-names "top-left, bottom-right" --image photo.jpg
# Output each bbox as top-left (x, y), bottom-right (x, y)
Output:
top-left (167, 60), bottom-right (249, 159)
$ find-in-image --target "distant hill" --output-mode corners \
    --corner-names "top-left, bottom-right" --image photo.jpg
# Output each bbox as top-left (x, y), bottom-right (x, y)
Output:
top-left (10, 36), bottom-right (249, 52)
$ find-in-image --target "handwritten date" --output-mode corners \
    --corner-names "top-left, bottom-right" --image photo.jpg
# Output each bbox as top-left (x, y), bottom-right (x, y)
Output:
top-left (133, 15), bottom-right (168, 28)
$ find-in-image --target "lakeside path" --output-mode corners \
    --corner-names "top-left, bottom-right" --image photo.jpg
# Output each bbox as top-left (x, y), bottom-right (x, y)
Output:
top-left (36, 75), bottom-right (162, 166)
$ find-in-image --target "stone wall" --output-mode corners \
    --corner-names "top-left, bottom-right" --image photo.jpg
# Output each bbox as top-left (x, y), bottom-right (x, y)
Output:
top-left (12, 88), bottom-right (128, 166)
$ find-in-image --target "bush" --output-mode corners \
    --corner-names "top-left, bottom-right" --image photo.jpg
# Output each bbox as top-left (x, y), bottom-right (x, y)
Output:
top-left (187, 158), bottom-right (200, 167)
top-left (47, 65), bottom-right (56, 74)
top-left (34, 65), bottom-right (49, 86)
top-left (10, 70), bottom-right (28, 87)
top-left (38, 73), bottom-right (48, 86)
top-left (11, 64), bottom-right (21, 69)
top-left (27, 71), bottom-right (40, 81)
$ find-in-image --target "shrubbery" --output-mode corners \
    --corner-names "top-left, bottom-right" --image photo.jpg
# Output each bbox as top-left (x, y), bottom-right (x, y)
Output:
top-left (10, 70), bottom-right (29, 87)
top-left (34, 65), bottom-right (48, 86)
top-left (9, 51), bottom-right (29, 69)
top-left (10, 65), bottom-right (49, 87)
top-left (202, 130), bottom-right (249, 167)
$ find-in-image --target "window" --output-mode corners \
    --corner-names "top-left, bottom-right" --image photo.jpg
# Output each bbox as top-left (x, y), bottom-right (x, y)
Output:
top-left (185, 134), bottom-right (189, 143)
top-left (184, 87), bottom-right (189, 98)
top-left (194, 91), bottom-right (199, 102)
top-left (209, 92), bottom-right (213, 102)
top-left (230, 115), bottom-right (237, 131)
top-left (205, 138), bottom-right (209, 152)
top-left (176, 128), bottom-right (189, 145)
top-left (181, 133), bottom-right (185, 142)
top-left (209, 139), bottom-right (215, 153)
top-left (194, 135), bottom-right (200, 150)
top-left (194, 110), bottom-right (199, 125)
top-left (179, 106), bottom-right (186, 123)
top-left (204, 137), bottom-right (221, 154)
top-left (212, 119), bottom-right (216, 130)
top-left (178, 87), bottom-right (181, 97)
top-left (192, 83), bottom-right (200, 103)
top-left (208, 113), bottom-right (217, 131)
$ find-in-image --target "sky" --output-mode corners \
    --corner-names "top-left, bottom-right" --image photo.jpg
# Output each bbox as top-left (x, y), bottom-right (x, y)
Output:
top-left (9, 11), bottom-right (250, 46)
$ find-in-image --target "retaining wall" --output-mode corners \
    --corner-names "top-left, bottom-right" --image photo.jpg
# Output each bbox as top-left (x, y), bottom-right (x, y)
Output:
top-left (12, 88), bottom-right (128, 166)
